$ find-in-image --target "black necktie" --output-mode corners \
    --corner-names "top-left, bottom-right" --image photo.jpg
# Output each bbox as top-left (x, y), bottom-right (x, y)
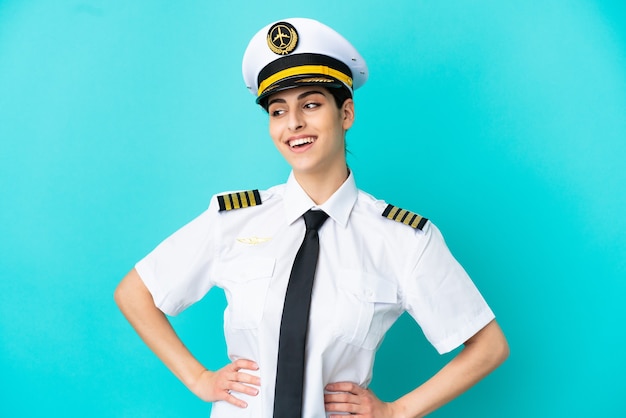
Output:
top-left (273, 209), bottom-right (329, 418)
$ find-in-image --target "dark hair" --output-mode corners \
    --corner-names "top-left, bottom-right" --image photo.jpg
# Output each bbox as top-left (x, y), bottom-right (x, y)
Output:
top-left (327, 86), bottom-right (353, 109)
top-left (259, 86), bottom-right (352, 112)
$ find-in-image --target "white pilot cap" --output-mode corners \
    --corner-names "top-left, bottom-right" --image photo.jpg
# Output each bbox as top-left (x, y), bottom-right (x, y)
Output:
top-left (242, 18), bottom-right (368, 104)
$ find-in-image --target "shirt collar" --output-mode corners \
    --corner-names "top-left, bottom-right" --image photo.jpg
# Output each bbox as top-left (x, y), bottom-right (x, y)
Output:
top-left (284, 171), bottom-right (358, 228)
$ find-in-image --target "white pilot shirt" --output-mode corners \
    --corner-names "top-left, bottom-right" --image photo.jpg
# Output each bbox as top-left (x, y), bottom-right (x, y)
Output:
top-left (136, 171), bottom-right (495, 418)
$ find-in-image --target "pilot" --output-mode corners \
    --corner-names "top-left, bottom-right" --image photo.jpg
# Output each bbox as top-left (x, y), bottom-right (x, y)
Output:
top-left (115, 17), bottom-right (509, 418)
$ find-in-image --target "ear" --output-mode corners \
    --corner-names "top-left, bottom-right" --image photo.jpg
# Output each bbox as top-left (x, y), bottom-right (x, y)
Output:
top-left (341, 98), bottom-right (355, 130)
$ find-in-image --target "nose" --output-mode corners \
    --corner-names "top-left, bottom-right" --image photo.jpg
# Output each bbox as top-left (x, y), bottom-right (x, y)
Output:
top-left (288, 109), bottom-right (304, 132)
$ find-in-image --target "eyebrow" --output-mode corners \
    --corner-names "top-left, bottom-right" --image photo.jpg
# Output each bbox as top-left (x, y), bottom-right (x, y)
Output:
top-left (267, 90), bottom-right (326, 107)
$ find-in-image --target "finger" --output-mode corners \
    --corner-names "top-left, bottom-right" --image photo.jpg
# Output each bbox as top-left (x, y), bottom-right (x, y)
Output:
top-left (222, 391), bottom-right (249, 409)
top-left (231, 358), bottom-right (259, 371)
top-left (220, 369), bottom-right (260, 395)
top-left (220, 368), bottom-right (260, 385)
top-left (233, 371), bottom-right (261, 386)
top-left (324, 392), bottom-right (359, 404)
top-left (325, 399), bottom-right (360, 414)
top-left (228, 381), bottom-right (260, 397)
top-left (325, 381), bottom-right (362, 394)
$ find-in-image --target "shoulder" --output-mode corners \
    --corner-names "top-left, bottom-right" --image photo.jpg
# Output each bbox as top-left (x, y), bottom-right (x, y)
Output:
top-left (356, 189), bottom-right (429, 231)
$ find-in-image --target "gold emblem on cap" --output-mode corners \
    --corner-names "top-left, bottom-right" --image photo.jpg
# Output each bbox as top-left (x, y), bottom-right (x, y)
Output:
top-left (267, 22), bottom-right (298, 55)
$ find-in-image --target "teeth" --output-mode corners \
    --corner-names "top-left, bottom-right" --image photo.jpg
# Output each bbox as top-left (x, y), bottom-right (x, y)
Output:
top-left (289, 137), bottom-right (315, 147)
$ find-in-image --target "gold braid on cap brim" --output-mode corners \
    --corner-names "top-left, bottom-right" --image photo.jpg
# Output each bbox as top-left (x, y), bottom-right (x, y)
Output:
top-left (258, 65), bottom-right (352, 97)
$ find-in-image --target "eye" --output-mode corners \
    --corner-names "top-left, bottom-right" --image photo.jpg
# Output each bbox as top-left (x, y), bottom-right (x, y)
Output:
top-left (304, 101), bottom-right (320, 110)
top-left (270, 108), bottom-right (285, 117)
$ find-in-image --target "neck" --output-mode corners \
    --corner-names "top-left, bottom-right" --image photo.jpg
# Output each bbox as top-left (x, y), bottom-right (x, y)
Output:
top-left (293, 164), bottom-right (349, 205)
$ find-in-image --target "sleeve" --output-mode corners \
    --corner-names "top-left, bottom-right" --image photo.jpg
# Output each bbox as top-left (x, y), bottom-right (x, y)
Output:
top-left (401, 222), bottom-right (495, 354)
top-left (135, 196), bottom-right (221, 316)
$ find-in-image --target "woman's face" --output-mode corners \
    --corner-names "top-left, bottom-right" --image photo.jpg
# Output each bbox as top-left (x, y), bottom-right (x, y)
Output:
top-left (267, 86), bottom-right (354, 179)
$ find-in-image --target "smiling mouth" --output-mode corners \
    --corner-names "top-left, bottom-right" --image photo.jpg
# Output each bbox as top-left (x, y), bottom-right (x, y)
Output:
top-left (288, 137), bottom-right (316, 148)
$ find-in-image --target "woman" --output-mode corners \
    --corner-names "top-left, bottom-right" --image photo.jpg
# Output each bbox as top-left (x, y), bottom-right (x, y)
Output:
top-left (114, 17), bottom-right (509, 418)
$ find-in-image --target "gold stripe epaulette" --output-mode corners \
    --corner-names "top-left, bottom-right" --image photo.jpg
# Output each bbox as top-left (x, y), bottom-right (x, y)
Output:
top-left (382, 204), bottom-right (428, 230)
top-left (217, 190), bottom-right (262, 211)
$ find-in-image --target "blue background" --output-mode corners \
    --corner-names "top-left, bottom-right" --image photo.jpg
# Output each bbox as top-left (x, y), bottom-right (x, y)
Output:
top-left (1, 1), bottom-right (624, 416)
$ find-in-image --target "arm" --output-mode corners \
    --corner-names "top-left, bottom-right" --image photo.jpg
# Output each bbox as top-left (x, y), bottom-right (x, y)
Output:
top-left (324, 319), bottom-right (509, 418)
top-left (114, 268), bottom-right (260, 407)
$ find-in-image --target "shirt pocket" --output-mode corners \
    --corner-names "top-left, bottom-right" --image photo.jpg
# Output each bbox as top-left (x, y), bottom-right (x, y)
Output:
top-left (216, 257), bottom-right (276, 330)
top-left (334, 269), bottom-right (399, 350)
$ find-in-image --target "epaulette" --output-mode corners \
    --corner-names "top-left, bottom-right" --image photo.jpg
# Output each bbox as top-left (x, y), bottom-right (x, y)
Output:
top-left (217, 190), bottom-right (262, 211)
top-left (382, 204), bottom-right (428, 230)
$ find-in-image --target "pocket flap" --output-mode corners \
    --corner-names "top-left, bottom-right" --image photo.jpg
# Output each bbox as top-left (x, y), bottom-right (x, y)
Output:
top-left (338, 269), bottom-right (397, 303)
top-left (219, 257), bottom-right (276, 283)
